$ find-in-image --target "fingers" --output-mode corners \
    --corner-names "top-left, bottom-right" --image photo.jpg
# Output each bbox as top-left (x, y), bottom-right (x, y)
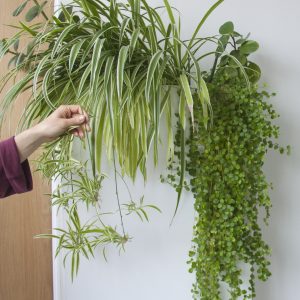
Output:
top-left (69, 128), bottom-right (80, 137)
top-left (56, 105), bottom-right (90, 122)
top-left (64, 113), bottom-right (85, 125)
top-left (56, 105), bottom-right (91, 138)
top-left (57, 105), bottom-right (82, 117)
top-left (68, 119), bottom-right (85, 139)
top-left (83, 110), bottom-right (91, 132)
top-left (78, 106), bottom-right (86, 138)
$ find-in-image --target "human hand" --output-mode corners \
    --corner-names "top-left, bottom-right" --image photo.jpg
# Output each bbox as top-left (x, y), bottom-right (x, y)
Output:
top-left (14, 105), bottom-right (91, 162)
top-left (35, 105), bottom-right (91, 142)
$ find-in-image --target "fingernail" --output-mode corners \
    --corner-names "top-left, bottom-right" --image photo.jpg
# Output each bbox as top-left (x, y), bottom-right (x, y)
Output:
top-left (79, 115), bottom-right (85, 121)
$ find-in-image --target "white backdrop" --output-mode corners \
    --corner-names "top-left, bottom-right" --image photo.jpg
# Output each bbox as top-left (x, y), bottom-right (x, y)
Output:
top-left (52, 1), bottom-right (300, 299)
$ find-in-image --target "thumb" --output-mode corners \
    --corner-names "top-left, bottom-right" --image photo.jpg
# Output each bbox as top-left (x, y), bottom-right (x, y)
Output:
top-left (65, 114), bottom-right (86, 127)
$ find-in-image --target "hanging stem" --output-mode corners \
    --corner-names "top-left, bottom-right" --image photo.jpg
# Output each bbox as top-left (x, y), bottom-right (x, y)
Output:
top-left (83, 104), bottom-right (126, 236)
top-left (209, 55), bottom-right (219, 83)
top-left (7, 50), bottom-right (18, 55)
top-left (86, 130), bottom-right (96, 179)
top-left (112, 147), bottom-right (126, 236)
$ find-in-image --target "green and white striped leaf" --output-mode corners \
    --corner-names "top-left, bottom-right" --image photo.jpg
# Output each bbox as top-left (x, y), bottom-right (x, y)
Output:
top-left (145, 50), bottom-right (163, 102)
top-left (179, 73), bottom-right (194, 128)
top-left (117, 45), bottom-right (129, 99)
top-left (69, 40), bottom-right (85, 72)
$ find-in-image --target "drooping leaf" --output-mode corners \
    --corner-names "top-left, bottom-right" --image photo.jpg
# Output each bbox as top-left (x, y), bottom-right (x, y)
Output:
top-left (179, 73), bottom-right (194, 128)
top-left (179, 89), bottom-right (186, 129)
top-left (117, 45), bottom-right (129, 99)
top-left (0, 39), bottom-right (9, 58)
top-left (129, 27), bottom-right (140, 60)
top-left (16, 53), bottom-right (26, 66)
top-left (229, 50), bottom-right (247, 65)
top-left (8, 55), bottom-right (17, 68)
top-left (14, 39), bottom-right (20, 51)
top-left (226, 53), bottom-right (250, 89)
top-left (104, 56), bottom-right (115, 133)
top-left (90, 38), bottom-right (105, 96)
top-left (198, 78), bottom-right (210, 128)
top-left (58, 6), bottom-right (73, 22)
top-left (12, 0), bottom-right (28, 17)
top-left (25, 5), bottom-right (40, 22)
top-left (163, 0), bottom-right (175, 24)
top-left (19, 21), bottom-right (37, 36)
top-left (145, 50), bottom-right (163, 102)
top-left (69, 40), bottom-right (85, 71)
top-left (119, 17), bottom-right (131, 46)
top-left (171, 124), bottom-right (185, 223)
top-left (246, 61), bottom-right (261, 83)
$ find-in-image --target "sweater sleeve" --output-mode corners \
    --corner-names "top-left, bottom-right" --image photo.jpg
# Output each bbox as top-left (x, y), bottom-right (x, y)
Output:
top-left (0, 136), bottom-right (33, 199)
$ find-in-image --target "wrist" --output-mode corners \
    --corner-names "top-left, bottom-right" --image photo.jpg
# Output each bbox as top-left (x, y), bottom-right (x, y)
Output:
top-left (14, 126), bottom-right (46, 163)
top-left (31, 124), bottom-right (50, 144)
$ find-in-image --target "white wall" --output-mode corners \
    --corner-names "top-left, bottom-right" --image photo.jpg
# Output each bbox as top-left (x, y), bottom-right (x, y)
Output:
top-left (53, 1), bottom-right (300, 299)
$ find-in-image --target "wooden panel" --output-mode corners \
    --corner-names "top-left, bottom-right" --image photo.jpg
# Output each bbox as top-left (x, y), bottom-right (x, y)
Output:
top-left (0, 1), bottom-right (53, 300)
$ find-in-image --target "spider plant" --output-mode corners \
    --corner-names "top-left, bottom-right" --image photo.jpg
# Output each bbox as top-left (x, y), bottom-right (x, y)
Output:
top-left (0, 0), bottom-right (235, 287)
top-left (0, 0), bottom-right (224, 183)
top-left (0, 0), bottom-right (225, 245)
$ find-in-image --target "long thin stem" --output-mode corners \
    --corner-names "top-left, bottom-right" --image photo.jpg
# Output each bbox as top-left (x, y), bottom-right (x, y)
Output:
top-left (209, 54), bottom-right (219, 83)
top-left (7, 50), bottom-right (18, 55)
top-left (84, 115), bottom-right (126, 236)
top-left (86, 131), bottom-right (96, 178)
top-left (116, 170), bottom-right (133, 202)
top-left (112, 148), bottom-right (126, 236)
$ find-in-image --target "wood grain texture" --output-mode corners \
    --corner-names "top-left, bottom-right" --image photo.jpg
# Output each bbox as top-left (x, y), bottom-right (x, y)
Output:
top-left (0, 1), bottom-right (53, 299)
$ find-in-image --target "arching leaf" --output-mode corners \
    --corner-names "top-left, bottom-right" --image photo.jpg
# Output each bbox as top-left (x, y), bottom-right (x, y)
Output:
top-left (12, 1), bottom-right (28, 17)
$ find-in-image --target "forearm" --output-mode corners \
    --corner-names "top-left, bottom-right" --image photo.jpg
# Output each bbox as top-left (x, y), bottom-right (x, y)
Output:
top-left (14, 125), bottom-right (46, 163)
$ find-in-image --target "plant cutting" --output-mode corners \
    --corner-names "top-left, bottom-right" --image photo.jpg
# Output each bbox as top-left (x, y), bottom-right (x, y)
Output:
top-left (0, 0), bottom-right (288, 298)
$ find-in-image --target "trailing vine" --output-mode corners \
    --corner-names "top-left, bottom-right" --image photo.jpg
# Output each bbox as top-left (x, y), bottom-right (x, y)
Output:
top-left (165, 23), bottom-right (290, 299)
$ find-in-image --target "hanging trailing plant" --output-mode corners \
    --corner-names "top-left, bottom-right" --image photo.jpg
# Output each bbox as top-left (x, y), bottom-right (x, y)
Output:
top-left (165, 21), bottom-right (290, 299)
top-left (0, 0), bottom-right (289, 298)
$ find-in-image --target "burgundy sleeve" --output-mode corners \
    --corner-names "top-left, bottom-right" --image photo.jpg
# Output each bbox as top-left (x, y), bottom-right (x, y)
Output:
top-left (0, 136), bottom-right (33, 199)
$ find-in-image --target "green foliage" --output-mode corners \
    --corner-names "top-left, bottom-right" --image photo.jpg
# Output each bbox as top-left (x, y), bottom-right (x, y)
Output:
top-left (0, 2), bottom-right (288, 299)
top-left (240, 40), bottom-right (259, 55)
top-left (163, 21), bottom-right (289, 300)
top-left (219, 21), bottom-right (234, 35)
top-left (0, 0), bottom-right (218, 180)
top-left (123, 195), bottom-right (162, 222)
top-left (0, 0), bottom-right (223, 281)
top-left (13, 1), bottom-right (29, 17)
top-left (187, 74), bottom-right (288, 299)
top-left (33, 133), bottom-right (160, 280)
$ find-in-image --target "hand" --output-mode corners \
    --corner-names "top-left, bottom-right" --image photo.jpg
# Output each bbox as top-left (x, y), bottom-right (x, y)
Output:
top-left (35, 105), bottom-right (91, 142)
top-left (15, 105), bottom-right (91, 163)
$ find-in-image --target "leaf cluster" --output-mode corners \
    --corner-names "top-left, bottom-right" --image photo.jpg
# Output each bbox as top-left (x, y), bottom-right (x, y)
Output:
top-left (163, 21), bottom-right (289, 300)
top-left (0, 2), bottom-right (289, 298)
